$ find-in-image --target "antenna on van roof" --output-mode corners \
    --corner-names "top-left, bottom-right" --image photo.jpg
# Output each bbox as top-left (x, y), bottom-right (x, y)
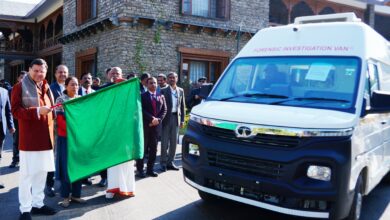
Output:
top-left (294, 13), bottom-right (361, 24)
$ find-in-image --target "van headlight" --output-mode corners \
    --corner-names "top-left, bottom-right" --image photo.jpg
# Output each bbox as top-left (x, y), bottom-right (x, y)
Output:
top-left (307, 165), bottom-right (331, 181)
top-left (188, 143), bottom-right (200, 156)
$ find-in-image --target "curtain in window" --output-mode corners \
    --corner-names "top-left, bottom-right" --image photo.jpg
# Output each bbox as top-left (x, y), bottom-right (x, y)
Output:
top-left (190, 61), bottom-right (207, 84)
top-left (192, 0), bottom-right (209, 17)
top-left (91, 0), bottom-right (97, 18)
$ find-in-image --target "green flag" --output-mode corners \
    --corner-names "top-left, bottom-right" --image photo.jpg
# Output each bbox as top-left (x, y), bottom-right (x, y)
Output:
top-left (64, 78), bottom-right (144, 183)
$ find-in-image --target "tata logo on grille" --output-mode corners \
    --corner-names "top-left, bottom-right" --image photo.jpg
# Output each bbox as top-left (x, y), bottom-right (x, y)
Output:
top-left (235, 126), bottom-right (254, 138)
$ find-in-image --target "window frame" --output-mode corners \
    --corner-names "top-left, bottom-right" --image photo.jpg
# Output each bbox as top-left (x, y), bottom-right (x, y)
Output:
top-left (181, 0), bottom-right (231, 20)
top-left (76, 0), bottom-right (98, 26)
top-left (75, 47), bottom-right (97, 79)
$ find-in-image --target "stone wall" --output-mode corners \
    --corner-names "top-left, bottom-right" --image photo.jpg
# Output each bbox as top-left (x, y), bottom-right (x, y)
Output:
top-left (62, 0), bottom-right (268, 83)
top-left (63, 0), bottom-right (125, 35)
top-left (63, 0), bottom-right (268, 34)
top-left (63, 24), bottom-right (251, 78)
top-left (122, 0), bottom-right (268, 32)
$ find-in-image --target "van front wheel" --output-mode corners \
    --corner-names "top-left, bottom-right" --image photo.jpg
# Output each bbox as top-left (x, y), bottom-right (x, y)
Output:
top-left (346, 175), bottom-right (363, 220)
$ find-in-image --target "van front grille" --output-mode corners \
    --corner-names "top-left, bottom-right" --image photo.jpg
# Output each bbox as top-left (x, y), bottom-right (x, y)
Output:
top-left (207, 150), bottom-right (284, 179)
top-left (202, 125), bottom-right (301, 148)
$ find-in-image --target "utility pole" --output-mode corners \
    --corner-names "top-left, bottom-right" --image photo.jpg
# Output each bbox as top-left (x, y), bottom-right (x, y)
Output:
top-left (365, 3), bottom-right (375, 28)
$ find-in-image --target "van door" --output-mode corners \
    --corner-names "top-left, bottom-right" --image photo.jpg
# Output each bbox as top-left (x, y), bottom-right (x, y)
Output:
top-left (365, 62), bottom-right (385, 187)
top-left (377, 63), bottom-right (390, 172)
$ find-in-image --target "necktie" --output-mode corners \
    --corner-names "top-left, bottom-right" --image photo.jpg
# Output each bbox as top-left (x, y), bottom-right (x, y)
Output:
top-left (151, 95), bottom-right (157, 116)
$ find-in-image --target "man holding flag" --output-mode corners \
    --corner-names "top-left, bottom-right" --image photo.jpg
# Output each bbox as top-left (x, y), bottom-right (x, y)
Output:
top-left (12, 58), bottom-right (57, 220)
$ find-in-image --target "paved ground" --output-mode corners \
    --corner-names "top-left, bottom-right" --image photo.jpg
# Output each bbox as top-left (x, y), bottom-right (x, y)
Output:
top-left (1, 134), bottom-right (390, 220)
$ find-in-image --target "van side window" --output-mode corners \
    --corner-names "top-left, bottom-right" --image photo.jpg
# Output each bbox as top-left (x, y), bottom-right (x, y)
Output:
top-left (365, 63), bottom-right (380, 107)
top-left (367, 63), bottom-right (380, 94)
top-left (379, 62), bottom-right (390, 92)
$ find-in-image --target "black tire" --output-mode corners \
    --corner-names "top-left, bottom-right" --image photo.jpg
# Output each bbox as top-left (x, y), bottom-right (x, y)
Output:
top-left (346, 175), bottom-right (363, 220)
top-left (198, 190), bottom-right (220, 202)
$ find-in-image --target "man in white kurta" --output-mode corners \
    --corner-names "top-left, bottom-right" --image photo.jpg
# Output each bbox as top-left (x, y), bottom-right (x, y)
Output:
top-left (106, 161), bottom-right (136, 198)
top-left (105, 67), bottom-right (136, 199)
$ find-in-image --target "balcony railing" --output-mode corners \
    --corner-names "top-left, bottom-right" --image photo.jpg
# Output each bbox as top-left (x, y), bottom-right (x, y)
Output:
top-left (39, 33), bottom-right (63, 50)
top-left (0, 41), bottom-right (33, 53)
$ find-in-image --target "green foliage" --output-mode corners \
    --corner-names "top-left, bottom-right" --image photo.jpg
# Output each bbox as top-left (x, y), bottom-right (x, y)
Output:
top-left (154, 24), bottom-right (163, 44)
top-left (134, 39), bottom-right (146, 73)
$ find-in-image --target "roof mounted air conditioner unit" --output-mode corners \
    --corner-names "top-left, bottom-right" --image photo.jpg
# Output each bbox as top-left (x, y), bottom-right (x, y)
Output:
top-left (294, 13), bottom-right (361, 24)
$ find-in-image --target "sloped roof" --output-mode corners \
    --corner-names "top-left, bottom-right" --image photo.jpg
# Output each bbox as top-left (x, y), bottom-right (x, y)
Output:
top-left (0, 0), bottom-right (43, 17)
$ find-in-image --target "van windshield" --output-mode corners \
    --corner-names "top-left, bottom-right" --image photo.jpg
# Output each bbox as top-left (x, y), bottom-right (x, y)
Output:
top-left (208, 57), bottom-right (361, 112)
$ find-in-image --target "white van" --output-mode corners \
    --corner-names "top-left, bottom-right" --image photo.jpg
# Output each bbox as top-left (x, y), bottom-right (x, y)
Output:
top-left (182, 13), bottom-right (390, 220)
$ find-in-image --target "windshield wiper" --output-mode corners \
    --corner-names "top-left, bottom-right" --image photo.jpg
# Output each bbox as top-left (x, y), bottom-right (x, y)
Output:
top-left (271, 96), bottom-right (350, 105)
top-left (294, 97), bottom-right (350, 103)
top-left (219, 92), bottom-right (289, 101)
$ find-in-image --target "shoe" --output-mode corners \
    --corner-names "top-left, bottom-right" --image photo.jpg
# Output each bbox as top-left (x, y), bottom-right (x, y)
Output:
top-left (71, 197), bottom-right (86, 203)
top-left (58, 198), bottom-right (70, 208)
top-left (9, 161), bottom-right (19, 168)
top-left (136, 171), bottom-right (146, 178)
top-left (82, 178), bottom-right (93, 186)
top-left (146, 171), bottom-right (158, 177)
top-left (98, 178), bottom-right (107, 187)
top-left (19, 212), bottom-right (32, 220)
top-left (44, 187), bottom-right (55, 197)
top-left (167, 164), bottom-right (179, 171)
top-left (0, 183), bottom-right (4, 189)
top-left (160, 165), bottom-right (167, 172)
top-left (31, 205), bottom-right (57, 215)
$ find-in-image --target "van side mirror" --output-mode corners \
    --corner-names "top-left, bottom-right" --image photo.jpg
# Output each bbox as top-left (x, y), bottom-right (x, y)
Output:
top-left (199, 83), bottom-right (214, 99)
top-left (366, 90), bottom-right (390, 114)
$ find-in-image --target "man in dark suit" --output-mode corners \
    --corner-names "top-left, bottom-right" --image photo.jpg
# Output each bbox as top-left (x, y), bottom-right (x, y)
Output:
top-left (136, 77), bottom-right (167, 178)
top-left (0, 86), bottom-right (15, 188)
top-left (45, 64), bottom-right (68, 197)
top-left (139, 73), bottom-right (151, 93)
top-left (78, 73), bottom-right (95, 96)
top-left (50, 65), bottom-right (68, 101)
top-left (160, 72), bottom-right (185, 171)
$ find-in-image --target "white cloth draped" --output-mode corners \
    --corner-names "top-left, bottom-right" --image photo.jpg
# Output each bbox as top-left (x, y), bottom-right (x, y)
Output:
top-left (106, 160), bottom-right (135, 198)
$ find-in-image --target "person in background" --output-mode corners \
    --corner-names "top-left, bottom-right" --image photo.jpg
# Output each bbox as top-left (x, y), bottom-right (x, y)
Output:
top-left (157, 73), bottom-right (168, 93)
top-left (136, 77), bottom-right (166, 178)
top-left (0, 80), bottom-right (15, 189)
top-left (160, 72), bottom-right (185, 172)
top-left (55, 77), bottom-right (86, 208)
top-left (50, 65), bottom-right (69, 101)
top-left (187, 77), bottom-right (207, 111)
top-left (106, 67), bottom-right (136, 199)
top-left (92, 77), bottom-right (101, 90)
top-left (45, 64), bottom-right (69, 197)
top-left (78, 73), bottom-right (95, 96)
top-left (127, 72), bottom-right (137, 80)
top-left (99, 68), bottom-right (113, 89)
top-left (12, 58), bottom-right (57, 220)
top-left (9, 71), bottom-right (27, 168)
top-left (139, 73), bottom-right (151, 93)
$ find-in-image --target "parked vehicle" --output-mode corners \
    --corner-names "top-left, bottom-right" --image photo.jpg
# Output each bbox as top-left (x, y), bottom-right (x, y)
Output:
top-left (182, 13), bottom-right (390, 220)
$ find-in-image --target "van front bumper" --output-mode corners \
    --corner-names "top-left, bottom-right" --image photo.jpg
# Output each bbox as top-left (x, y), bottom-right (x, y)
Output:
top-left (182, 122), bottom-right (353, 219)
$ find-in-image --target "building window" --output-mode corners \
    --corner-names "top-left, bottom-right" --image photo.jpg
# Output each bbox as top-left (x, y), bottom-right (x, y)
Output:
top-left (76, 0), bottom-right (97, 25)
top-left (182, 0), bottom-right (230, 20)
top-left (179, 47), bottom-right (230, 86)
top-left (76, 48), bottom-right (97, 79)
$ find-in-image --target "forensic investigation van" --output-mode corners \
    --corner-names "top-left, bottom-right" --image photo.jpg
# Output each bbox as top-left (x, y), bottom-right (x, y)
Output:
top-left (182, 13), bottom-right (390, 220)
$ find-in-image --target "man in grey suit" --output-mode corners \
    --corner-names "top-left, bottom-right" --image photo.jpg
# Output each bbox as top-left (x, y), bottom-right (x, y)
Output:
top-left (160, 72), bottom-right (185, 171)
top-left (0, 86), bottom-right (15, 188)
